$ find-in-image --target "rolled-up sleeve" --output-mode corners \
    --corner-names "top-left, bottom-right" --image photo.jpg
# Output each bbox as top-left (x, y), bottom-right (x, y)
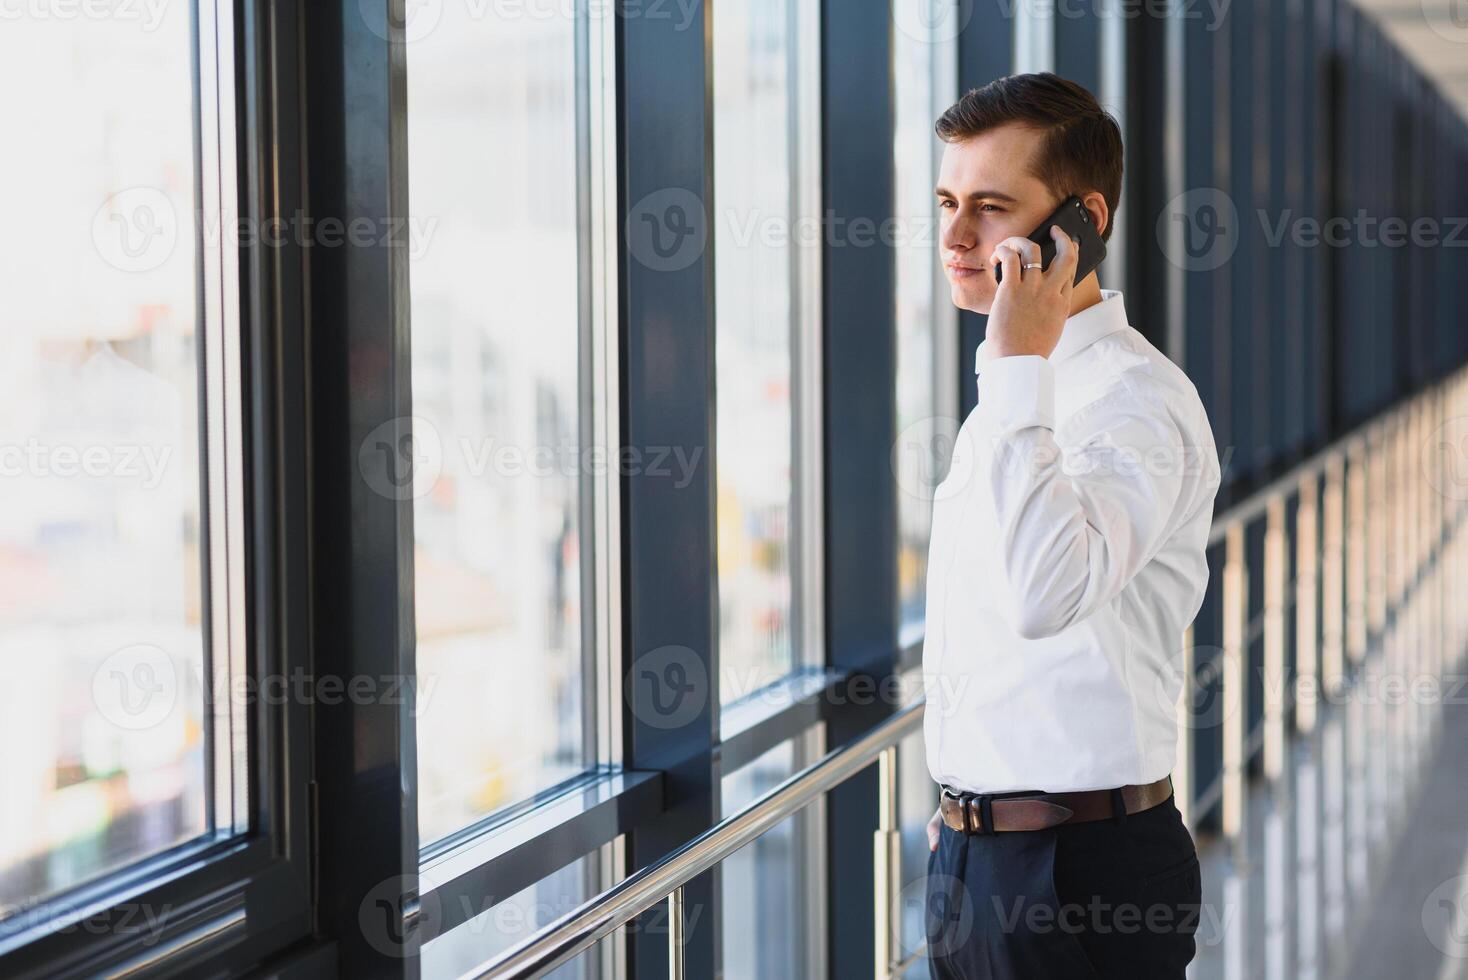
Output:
top-left (972, 355), bottom-right (1187, 640)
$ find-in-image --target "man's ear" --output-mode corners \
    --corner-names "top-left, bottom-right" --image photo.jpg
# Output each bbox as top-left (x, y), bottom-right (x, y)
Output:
top-left (1080, 191), bottom-right (1109, 239)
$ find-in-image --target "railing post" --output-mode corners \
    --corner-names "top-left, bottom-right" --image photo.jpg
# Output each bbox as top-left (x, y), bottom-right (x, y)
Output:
top-left (1223, 523), bottom-right (1248, 846)
top-left (1400, 404), bottom-right (1417, 785)
top-left (1423, 393), bottom-right (1438, 751)
top-left (1382, 413), bottom-right (1401, 807)
top-left (1432, 384), bottom-right (1452, 704)
top-left (1346, 439), bottom-right (1369, 667)
top-left (1453, 376), bottom-right (1465, 671)
top-left (1453, 377), bottom-right (1467, 674)
top-left (1368, 422), bottom-right (1389, 648)
top-left (1322, 454), bottom-right (1346, 698)
top-left (873, 746), bottom-right (900, 980)
top-left (667, 887), bottom-right (684, 980)
top-left (1176, 624), bottom-right (1195, 831)
top-left (1264, 498), bottom-right (1288, 781)
top-left (1295, 473), bottom-right (1320, 734)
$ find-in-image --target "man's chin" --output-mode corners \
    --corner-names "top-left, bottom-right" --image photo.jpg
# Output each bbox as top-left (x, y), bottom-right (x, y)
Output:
top-left (949, 283), bottom-right (992, 315)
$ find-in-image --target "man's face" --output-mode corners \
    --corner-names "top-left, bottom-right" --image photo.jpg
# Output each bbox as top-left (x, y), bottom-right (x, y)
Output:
top-left (936, 122), bottom-right (1065, 315)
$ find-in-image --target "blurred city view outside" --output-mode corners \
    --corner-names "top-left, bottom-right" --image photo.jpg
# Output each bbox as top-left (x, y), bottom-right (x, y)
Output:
top-left (711, 2), bottom-right (823, 969)
top-left (714, 0), bottom-right (800, 706)
top-left (405, 0), bottom-right (835, 844)
top-left (893, 0), bottom-right (947, 641)
top-left (406, 4), bottom-right (589, 844)
top-left (0, 7), bottom-right (211, 915)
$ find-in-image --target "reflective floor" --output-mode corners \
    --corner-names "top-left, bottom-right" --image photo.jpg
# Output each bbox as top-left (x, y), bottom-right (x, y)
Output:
top-left (1190, 643), bottom-right (1468, 980)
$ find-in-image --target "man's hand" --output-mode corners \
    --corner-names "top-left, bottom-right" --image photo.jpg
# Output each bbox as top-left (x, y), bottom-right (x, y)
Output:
top-left (984, 224), bottom-right (1079, 359)
top-left (928, 805), bottom-right (942, 851)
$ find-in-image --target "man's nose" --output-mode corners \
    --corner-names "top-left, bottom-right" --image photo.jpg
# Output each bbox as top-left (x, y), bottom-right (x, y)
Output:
top-left (941, 215), bottom-right (974, 254)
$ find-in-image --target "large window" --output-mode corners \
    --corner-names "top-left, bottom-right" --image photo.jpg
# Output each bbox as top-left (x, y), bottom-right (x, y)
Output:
top-left (713, 0), bottom-right (823, 706)
top-left (406, 2), bottom-right (618, 845)
top-left (0, 1), bottom-right (246, 915)
top-left (892, 0), bottom-right (959, 646)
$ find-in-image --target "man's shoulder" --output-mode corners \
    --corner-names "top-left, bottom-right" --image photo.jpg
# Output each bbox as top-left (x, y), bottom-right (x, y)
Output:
top-left (1064, 333), bottom-right (1222, 506)
top-left (1080, 325), bottom-right (1208, 420)
top-left (1060, 330), bottom-right (1217, 477)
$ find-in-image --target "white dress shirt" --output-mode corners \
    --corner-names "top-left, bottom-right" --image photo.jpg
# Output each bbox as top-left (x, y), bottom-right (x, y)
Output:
top-left (922, 288), bottom-right (1222, 795)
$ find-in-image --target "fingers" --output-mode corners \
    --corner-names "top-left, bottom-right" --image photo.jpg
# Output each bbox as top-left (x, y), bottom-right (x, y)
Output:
top-left (928, 807), bottom-right (941, 851)
top-left (1049, 224), bottom-right (1080, 293)
top-left (990, 236), bottom-right (1040, 272)
top-left (992, 244), bottom-right (1022, 286)
top-left (991, 230), bottom-right (1083, 289)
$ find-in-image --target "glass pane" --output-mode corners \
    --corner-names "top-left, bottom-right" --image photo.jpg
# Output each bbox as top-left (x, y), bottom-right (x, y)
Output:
top-left (893, 0), bottom-right (949, 639)
top-left (407, 4), bottom-right (591, 843)
top-left (714, 0), bottom-right (800, 703)
top-left (0, 5), bottom-right (214, 913)
top-left (422, 852), bottom-right (598, 979)
top-left (720, 740), bottom-right (806, 980)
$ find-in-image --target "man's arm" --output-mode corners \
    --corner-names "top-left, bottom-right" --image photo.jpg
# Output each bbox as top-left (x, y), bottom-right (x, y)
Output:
top-left (969, 355), bottom-right (1188, 640)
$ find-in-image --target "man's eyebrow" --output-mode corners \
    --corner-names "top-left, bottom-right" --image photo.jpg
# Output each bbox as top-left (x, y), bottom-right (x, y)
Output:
top-left (933, 187), bottom-right (1020, 204)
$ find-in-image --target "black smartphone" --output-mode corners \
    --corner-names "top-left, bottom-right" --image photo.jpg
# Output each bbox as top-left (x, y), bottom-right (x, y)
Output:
top-left (992, 195), bottom-right (1106, 286)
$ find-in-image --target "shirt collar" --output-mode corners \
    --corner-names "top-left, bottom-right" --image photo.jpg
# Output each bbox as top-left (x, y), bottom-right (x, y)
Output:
top-left (975, 288), bottom-right (1130, 374)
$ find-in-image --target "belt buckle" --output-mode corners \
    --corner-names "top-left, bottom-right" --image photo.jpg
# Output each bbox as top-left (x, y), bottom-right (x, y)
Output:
top-left (942, 788), bottom-right (975, 835)
top-left (960, 791), bottom-right (995, 835)
top-left (942, 787), bottom-right (996, 835)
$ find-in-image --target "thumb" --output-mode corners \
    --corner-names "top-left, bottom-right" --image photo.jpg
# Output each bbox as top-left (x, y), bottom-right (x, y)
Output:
top-left (927, 806), bottom-right (941, 851)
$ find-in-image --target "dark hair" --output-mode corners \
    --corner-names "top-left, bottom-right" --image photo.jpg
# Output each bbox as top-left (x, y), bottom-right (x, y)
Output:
top-left (935, 72), bottom-right (1123, 243)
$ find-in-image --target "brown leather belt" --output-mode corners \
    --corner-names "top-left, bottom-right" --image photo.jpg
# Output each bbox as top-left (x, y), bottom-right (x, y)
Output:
top-left (939, 774), bottom-right (1174, 834)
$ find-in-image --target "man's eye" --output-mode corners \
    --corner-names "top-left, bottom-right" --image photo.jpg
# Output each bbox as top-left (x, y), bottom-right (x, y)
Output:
top-left (979, 203), bottom-right (1003, 213)
top-left (938, 199), bottom-right (956, 210)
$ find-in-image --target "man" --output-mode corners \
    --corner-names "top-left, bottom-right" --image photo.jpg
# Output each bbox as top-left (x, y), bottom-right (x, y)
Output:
top-left (920, 72), bottom-right (1222, 978)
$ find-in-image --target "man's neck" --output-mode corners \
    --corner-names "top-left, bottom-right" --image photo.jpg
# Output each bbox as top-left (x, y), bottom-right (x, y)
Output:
top-left (1066, 273), bottom-right (1104, 319)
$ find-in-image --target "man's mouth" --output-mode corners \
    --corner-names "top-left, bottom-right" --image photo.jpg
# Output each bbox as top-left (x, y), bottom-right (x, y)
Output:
top-left (945, 262), bottom-right (986, 280)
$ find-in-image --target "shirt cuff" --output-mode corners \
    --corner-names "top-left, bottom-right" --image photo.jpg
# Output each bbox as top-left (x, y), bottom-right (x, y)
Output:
top-left (976, 354), bottom-right (1056, 435)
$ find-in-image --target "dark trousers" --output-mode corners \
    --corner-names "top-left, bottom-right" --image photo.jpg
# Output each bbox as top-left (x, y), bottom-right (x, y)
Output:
top-left (925, 790), bottom-right (1201, 979)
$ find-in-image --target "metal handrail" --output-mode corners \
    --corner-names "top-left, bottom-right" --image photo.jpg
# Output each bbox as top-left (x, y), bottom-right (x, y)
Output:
top-left (463, 700), bottom-right (925, 979)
